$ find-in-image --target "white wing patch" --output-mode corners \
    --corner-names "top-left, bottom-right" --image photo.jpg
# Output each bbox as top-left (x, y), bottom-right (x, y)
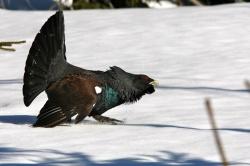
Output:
top-left (95, 86), bottom-right (102, 94)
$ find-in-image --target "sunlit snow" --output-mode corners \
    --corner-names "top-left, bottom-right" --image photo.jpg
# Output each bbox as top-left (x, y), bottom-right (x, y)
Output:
top-left (0, 3), bottom-right (250, 165)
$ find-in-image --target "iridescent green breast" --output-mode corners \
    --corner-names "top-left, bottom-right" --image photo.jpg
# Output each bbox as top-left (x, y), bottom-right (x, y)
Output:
top-left (103, 86), bottom-right (120, 109)
top-left (91, 85), bottom-right (122, 115)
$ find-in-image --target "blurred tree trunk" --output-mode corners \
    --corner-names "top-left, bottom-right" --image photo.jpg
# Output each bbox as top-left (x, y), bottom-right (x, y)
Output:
top-left (177, 0), bottom-right (203, 6)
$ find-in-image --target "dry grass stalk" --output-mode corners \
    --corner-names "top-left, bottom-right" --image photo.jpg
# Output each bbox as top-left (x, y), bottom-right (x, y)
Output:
top-left (245, 80), bottom-right (250, 90)
top-left (205, 98), bottom-right (228, 166)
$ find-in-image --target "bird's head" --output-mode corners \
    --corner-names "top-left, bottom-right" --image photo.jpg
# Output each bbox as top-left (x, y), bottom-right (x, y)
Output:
top-left (109, 66), bottom-right (158, 102)
top-left (133, 74), bottom-right (158, 95)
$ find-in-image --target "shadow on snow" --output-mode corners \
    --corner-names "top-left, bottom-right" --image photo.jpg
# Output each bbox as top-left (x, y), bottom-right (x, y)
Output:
top-left (124, 123), bottom-right (250, 134)
top-left (157, 85), bottom-right (250, 94)
top-left (0, 115), bottom-right (36, 124)
top-left (1, 146), bottom-right (249, 166)
top-left (0, 115), bottom-right (249, 134)
top-left (0, 79), bottom-right (23, 85)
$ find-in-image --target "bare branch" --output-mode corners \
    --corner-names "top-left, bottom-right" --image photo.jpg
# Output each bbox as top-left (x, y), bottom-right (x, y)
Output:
top-left (0, 40), bottom-right (26, 52)
top-left (0, 47), bottom-right (16, 52)
top-left (205, 98), bottom-right (228, 166)
top-left (0, 40), bottom-right (26, 45)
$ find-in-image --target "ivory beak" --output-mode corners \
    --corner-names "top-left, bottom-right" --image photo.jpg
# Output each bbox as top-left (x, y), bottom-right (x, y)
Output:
top-left (149, 80), bottom-right (159, 87)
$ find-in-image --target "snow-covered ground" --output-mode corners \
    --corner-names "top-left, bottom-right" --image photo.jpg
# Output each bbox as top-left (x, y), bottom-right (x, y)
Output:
top-left (1, 3), bottom-right (250, 165)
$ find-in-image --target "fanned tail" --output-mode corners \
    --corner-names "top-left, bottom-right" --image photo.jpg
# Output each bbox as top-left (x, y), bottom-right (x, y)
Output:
top-left (23, 11), bottom-right (68, 107)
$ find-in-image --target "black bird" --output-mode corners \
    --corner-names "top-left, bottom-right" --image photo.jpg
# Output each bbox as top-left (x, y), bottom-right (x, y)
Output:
top-left (23, 11), bottom-right (157, 127)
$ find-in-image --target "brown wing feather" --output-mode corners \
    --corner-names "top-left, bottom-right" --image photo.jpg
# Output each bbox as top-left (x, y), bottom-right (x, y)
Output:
top-left (34, 74), bottom-right (100, 127)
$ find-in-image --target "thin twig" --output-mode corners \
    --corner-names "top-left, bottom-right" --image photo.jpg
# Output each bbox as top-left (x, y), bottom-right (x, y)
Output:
top-left (0, 40), bottom-right (26, 52)
top-left (0, 47), bottom-right (16, 51)
top-left (205, 98), bottom-right (228, 166)
top-left (0, 40), bottom-right (26, 45)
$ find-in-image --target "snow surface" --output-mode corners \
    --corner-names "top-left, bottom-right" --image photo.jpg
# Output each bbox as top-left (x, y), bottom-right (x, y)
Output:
top-left (1, 3), bottom-right (250, 166)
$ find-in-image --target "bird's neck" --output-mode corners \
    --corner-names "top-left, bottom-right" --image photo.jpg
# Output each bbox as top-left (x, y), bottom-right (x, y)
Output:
top-left (108, 79), bottom-right (142, 103)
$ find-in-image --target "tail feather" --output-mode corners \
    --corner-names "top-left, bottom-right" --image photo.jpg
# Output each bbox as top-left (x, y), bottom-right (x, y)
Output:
top-left (23, 11), bottom-right (68, 106)
top-left (34, 100), bottom-right (67, 127)
top-left (37, 100), bottom-right (58, 119)
top-left (34, 110), bottom-right (67, 127)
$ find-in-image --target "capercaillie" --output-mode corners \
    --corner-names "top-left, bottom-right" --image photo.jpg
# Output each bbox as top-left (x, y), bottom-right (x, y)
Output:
top-left (23, 11), bottom-right (157, 127)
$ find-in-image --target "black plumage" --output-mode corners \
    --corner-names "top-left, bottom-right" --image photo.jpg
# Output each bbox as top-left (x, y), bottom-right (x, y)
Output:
top-left (23, 11), bottom-right (157, 127)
